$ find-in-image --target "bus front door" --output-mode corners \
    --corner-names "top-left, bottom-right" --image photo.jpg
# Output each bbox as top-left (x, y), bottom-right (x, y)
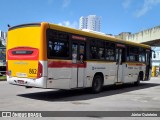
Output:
top-left (116, 47), bottom-right (125, 84)
top-left (71, 41), bottom-right (86, 88)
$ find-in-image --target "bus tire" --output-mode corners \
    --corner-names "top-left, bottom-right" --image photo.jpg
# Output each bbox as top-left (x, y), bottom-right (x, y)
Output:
top-left (91, 75), bottom-right (103, 93)
top-left (134, 74), bottom-right (140, 86)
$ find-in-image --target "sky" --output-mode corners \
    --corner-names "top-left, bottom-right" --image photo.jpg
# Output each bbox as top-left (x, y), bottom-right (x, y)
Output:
top-left (0, 0), bottom-right (160, 35)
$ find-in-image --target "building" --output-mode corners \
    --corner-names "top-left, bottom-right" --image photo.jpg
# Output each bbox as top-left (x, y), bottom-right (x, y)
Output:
top-left (79, 15), bottom-right (101, 32)
top-left (79, 17), bottom-right (87, 30)
top-left (0, 30), bottom-right (7, 46)
top-left (125, 26), bottom-right (160, 43)
top-left (115, 32), bottom-right (131, 40)
top-left (118, 26), bottom-right (160, 70)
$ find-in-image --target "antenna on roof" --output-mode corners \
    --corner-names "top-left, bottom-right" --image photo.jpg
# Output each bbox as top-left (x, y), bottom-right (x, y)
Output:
top-left (7, 24), bottom-right (11, 28)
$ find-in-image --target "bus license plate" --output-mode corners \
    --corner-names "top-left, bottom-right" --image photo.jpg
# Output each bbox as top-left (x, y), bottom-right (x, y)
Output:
top-left (17, 80), bottom-right (25, 84)
top-left (16, 72), bottom-right (27, 77)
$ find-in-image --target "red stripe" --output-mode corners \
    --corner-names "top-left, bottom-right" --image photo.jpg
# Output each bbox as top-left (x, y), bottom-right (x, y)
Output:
top-left (7, 47), bottom-right (39, 60)
top-left (48, 61), bottom-right (87, 68)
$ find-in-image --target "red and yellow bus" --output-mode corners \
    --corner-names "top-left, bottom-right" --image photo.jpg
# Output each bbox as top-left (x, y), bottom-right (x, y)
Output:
top-left (7, 22), bottom-right (152, 93)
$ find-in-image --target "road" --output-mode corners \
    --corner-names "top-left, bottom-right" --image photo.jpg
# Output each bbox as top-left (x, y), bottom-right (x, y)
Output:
top-left (0, 77), bottom-right (160, 119)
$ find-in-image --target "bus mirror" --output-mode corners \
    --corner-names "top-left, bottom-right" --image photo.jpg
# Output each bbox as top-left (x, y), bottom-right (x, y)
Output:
top-left (153, 53), bottom-right (156, 58)
top-left (152, 50), bottom-right (156, 58)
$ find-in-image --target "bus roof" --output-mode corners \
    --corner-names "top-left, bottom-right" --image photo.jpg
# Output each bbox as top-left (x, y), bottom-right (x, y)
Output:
top-left (8, 23), bottom-right (41, 31)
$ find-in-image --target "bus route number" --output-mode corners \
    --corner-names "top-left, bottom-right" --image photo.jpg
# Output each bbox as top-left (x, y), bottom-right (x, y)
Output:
top-left (29, 68), bottom-right (37, 74)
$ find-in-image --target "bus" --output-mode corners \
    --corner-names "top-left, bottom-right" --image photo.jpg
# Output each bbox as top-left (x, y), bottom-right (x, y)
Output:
top-left (0, 47), bottom-right (6, 75)
top-left (7, 22), bottom-right (152, 93)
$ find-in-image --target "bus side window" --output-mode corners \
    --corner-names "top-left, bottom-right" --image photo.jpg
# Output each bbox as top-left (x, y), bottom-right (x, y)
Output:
top-left (97, 41), bottom-right (105, 60)
top-left (79, 44), bottom-right (85, 63)
top-left (90, 46), bottom-right (98, 59)
top-left (47, 29), bottom-right (69, 58)
top-left (72, 43), bottom-right (78, 63)
top-left (105, 42), bottom-right (115, 61)
top-left (98, 48), bottom-right (105, 60)
top-left (139, 48), bottom-right (146, 62)
top-left (90, 39), bottom-right (100, 59)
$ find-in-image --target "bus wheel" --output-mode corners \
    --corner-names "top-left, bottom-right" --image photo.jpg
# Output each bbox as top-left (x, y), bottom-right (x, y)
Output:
top-left (134, 74), bottom-right (140, 86)
top-left (92, 75), bottom-right (103, 93)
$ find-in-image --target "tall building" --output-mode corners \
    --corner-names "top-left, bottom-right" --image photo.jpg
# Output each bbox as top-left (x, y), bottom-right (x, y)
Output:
top-left (79, 15), bottom-right (101, 32)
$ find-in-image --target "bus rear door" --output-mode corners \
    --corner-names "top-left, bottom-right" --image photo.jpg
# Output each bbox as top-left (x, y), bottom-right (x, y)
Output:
top-left (71, 41), bottom-right (86, 88)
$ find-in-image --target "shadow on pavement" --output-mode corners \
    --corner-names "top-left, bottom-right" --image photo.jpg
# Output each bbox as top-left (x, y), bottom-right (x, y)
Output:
top-left (18, 82), bottom-right (160, 102)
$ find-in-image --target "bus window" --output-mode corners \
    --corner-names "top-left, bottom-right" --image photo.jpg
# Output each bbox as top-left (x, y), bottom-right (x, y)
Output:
top-left (98, 48), bottom-right (105, 59)
top-left (91, 46), bottom-right (98, 59)
top-left (79, 44), bottom-right (85, 63)
top-left (72, 43), bottom-right (78, 63)
top-left (90, 39), bottom-right (99, 59)
top-left (80, 44), bottom-right (85, 54)
top-left (98, 41), bottom-right (105, 60)
top-left (139, 48), bottom-right (146, 62)
top-left (47, 29), bottom-right (69, 58)
top-left (127, 46), bottom-right (139, 62)
top-left (105, 42), bottom-right (115, 61)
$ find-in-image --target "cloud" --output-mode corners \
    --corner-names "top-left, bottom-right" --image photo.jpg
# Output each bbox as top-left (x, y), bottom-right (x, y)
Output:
top-left (62, 0), bottom-right (71, 8)
top-left (135, 0), bottom-right (160, 17)
top-left (122, 0), bottom-right (132, 9)
top-left (58, 21), bottom-right (78, 28)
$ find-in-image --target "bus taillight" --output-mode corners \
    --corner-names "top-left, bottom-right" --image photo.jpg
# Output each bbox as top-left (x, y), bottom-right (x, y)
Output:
top-left (37, 61), bottom-right (43, 78)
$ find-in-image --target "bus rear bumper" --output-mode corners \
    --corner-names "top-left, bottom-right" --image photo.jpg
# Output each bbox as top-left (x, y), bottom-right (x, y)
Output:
top-left (7, 76), bottom-right (47, 88)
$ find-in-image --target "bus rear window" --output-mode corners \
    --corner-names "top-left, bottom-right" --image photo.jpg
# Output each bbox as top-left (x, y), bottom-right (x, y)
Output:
top-left (47, 29), bottom-right (69, 59)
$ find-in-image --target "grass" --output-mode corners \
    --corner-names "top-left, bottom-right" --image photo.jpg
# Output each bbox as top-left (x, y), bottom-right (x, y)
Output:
top-left (0, 75), bottom-right (6, 81)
